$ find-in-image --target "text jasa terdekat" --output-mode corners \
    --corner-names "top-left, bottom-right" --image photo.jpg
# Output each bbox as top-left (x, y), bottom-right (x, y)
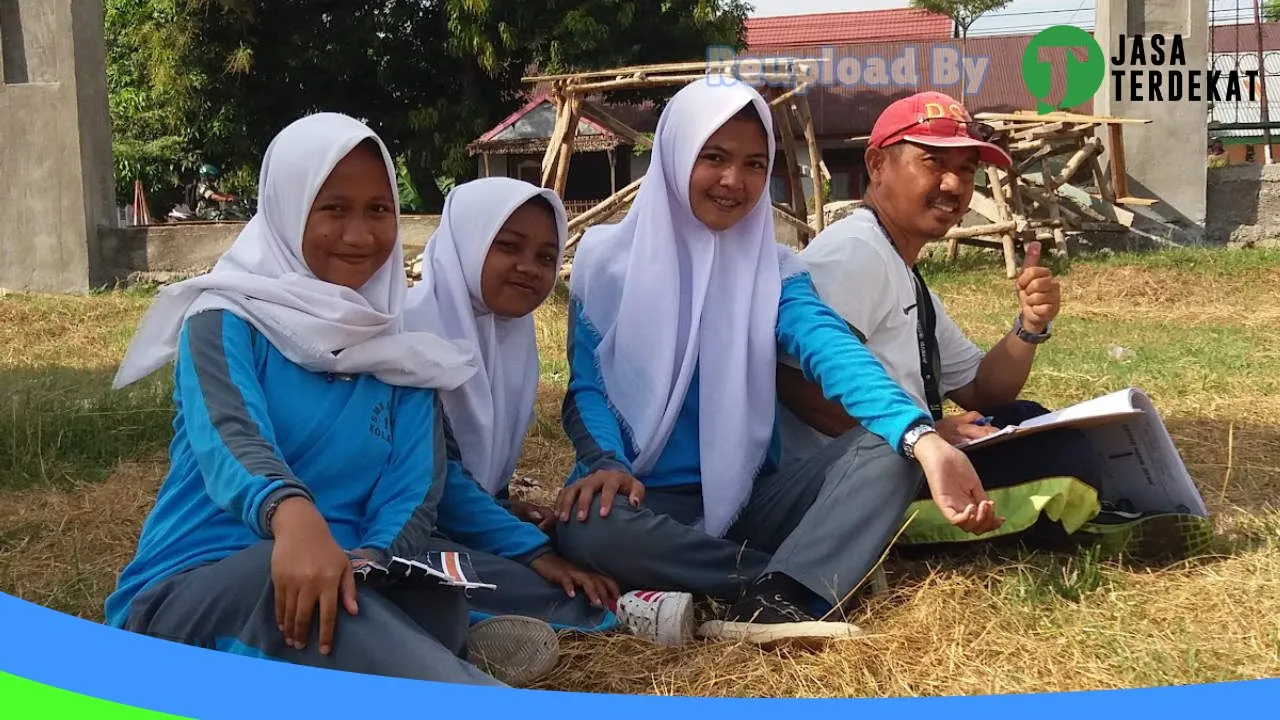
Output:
top-left (1112, 34), bottom-right (1257, 102)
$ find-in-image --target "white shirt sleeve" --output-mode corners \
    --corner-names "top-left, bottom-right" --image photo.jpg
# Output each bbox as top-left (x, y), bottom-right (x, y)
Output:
top-left (799, 229), bottom-right (896, 342)
top-left (928, 289), bottom-right (984, 395)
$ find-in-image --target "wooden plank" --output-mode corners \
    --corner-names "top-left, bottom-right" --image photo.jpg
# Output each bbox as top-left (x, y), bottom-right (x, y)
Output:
top-left (1012, 121), bottom-right (1066, 141)
top-left (986, 121), bottom-right (1045, 133)
top-left (1108, 123), bottom-right (1131, 200)
top-left (974, 110), bottom-right (1151, 124)
top-left (1021, 175), bottom-right (1135, 228)
top-left (1116, 196), bottom-right (1159, 206)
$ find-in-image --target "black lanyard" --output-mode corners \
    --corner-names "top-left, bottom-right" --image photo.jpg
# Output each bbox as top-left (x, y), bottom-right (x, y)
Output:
top-left (863, 205), bottom-right (945, 421)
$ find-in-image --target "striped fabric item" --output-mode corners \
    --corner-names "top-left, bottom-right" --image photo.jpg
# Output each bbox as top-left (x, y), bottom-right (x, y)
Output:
top-left (350, 552), bottom-right (497, 590)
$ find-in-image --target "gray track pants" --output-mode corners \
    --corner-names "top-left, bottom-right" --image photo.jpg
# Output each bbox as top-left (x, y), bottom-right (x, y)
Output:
top-left (424, 537), bottom-right (618, 633)
top-left (123, 540), bottom-right (504, 685)
top-left (556, 426), bottom-right (925, 611)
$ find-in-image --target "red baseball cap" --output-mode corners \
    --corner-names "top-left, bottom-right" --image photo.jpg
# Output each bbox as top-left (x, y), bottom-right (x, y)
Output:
top-left (868, 91), bottom-right (1012, 168)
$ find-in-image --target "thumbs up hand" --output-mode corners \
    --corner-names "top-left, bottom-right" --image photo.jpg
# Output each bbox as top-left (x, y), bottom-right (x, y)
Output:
top-left (1016, 241), bottom-right (1060, 333)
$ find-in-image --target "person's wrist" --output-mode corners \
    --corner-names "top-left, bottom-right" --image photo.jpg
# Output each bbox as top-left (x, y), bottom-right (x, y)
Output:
top-left (910, 430), bottom-right (949, 463)
top-left (901, 423), bottom-right (938, 461)
top-left (1014, 312), bottom-right (1052, 342)
top-left (528, 550), bottom-right (556, 572)
top-left (269, 496), bottom-right (317, 539)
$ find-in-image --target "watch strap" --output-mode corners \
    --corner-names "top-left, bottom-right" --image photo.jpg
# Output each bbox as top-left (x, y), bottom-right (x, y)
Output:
top-left (901, 424), bottom-right (937, 460)
top-left (1013, 314), bottom-right (1051, 344)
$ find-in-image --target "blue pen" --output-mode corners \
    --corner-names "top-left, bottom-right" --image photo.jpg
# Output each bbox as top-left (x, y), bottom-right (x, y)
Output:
top-left (974, 416), bottom-right (995, 426)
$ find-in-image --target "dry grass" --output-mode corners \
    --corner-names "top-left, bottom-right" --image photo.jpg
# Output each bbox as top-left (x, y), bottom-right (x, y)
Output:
top-left (3, 247), bottom-right (1280, 696)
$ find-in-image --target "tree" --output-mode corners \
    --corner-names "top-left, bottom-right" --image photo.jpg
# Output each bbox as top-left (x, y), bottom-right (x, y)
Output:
top-left (1266, 0), bottom-right (1280, 23)
top-left (910, 0), bottom-right (1012, 100)
top-left (106, 0), bottom-right (749, 213)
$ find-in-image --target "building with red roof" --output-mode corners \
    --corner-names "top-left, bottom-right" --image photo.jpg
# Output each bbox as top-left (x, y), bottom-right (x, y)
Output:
top-left (744, 8), bottom-right (953, 49)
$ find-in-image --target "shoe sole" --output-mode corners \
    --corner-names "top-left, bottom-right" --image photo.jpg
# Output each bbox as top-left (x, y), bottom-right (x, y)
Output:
top-left (694, 619), bottom-right (862, 652)
top-left (1090, 513), bottom-right (1214, 565)
top-left (659, 592), bottom-right (696, 647)
top-left (466, 616), bottom-right (560, 687)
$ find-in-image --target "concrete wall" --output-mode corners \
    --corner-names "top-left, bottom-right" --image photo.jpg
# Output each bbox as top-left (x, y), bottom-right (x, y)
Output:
top-left (1205, 164), bottom-right (1280, 246)
top-left (93, 216), bottom-right (444, 285)
top-left (1093, 0), bottom-right (1209, 240)
top-left (0, 0), bottom-right (115, 293)
top-left (89, 213), bottom-right (817, 283)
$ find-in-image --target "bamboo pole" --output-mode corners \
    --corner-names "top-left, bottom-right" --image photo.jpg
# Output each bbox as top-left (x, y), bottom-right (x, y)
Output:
top-left (943, 220), bottom-right (1020, 240)
top-left (986, 165), bottom-right (1019, 276)
top-left (571, 71), bottom-right (805, 95)
top-left (565, 179), bottom-right (642, 239)
top-left (1041, 159), bottom-right (1069, 259)
top-left (1048, 137), bottom-right (1103, 189)
top-left (793, 95), bottom-right (825, 232)
top-left (767, 83), bottom-right (815, 109)
top-left (1014, 143), bottom-right (1058, 176)
top-left (541, 90), bottom-right (572, 187)
top-left (552, 94), bottom-right (583, 195)
top-left (524, 59), bottom-right (818, 83)
top-left (1088, 154), bottom-right (1116, 205)
top-left (772, 101), bottom-right (807, 224)
top-left (607, 147), bottom-right (617, 196)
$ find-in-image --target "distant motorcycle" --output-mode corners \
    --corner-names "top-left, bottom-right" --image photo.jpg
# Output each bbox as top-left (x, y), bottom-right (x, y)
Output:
top-left (166, 197), bottom-right (256, 222)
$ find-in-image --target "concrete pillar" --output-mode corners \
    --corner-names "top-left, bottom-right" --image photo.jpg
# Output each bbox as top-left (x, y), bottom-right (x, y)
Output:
top-left (0, 0), bottom-right (115, 293)
top-left (1093, 0), bottom-right (1209, 241)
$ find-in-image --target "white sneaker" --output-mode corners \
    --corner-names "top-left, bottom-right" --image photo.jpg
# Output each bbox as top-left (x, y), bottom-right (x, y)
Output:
top-left (614, 590), bottom-right (695, 646)
top-left (466, 615), bottom-right (560, 687)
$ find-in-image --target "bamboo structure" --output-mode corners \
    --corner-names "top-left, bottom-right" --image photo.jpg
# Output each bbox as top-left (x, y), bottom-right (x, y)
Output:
top-left (933, 110), bottom-right (1159, 278)
top-left (523, 58), bottom-right (829, 270)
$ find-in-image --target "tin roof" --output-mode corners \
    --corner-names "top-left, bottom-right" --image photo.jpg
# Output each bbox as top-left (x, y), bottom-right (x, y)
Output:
top-left (745, 8), bottom-right (953, 49)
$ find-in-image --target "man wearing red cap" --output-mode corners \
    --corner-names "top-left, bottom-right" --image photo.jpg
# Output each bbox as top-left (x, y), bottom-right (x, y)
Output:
top-left (775, 91), bottom-right (1088, 545)
top-left (775, 92), bottom-right (1214, 561)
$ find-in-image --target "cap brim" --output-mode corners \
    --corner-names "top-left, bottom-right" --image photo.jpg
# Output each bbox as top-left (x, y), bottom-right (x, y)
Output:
top-left (902, 133), bottom-right (1012, 168)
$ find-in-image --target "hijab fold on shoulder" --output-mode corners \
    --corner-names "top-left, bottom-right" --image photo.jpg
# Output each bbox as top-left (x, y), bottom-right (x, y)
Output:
top-left (569, 78), bottom-right (786, 538)
top-left (112, 112), bottom-right (476, 391)
top-left (404, 178), bottom-right (567, 495)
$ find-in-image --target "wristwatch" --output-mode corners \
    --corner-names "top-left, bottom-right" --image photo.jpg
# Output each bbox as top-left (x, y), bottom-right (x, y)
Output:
top-left (1013, 313), bottom-right (1052, 344)
top-left (901, 423), bottom-right (938, 461)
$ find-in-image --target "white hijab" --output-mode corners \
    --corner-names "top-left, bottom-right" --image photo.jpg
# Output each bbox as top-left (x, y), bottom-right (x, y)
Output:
top-left (404, 178), bottom-right (567, 495)
top-left (112, 112), bottom-right (476, 391)
top-left (570, 78), bottom-right (797, 538)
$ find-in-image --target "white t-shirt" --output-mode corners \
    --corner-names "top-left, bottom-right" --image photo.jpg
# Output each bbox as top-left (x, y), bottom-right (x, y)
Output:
top-left (778, 207), bottom-right (984, 464)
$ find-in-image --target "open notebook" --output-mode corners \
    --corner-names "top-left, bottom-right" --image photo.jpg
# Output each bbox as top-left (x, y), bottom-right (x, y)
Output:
top-left (957, 387), bottom-right (1207, 517)
top-left (957, 388), bottom-right (1148, 451)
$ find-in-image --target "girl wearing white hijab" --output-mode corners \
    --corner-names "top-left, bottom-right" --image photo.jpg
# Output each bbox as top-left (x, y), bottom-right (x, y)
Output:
top-left (403, 177), bottom-right (637, 639)
top-left (553, 79), bottom-right (1001, 648)
top-left (104, 112), bottom-right (570, 687)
